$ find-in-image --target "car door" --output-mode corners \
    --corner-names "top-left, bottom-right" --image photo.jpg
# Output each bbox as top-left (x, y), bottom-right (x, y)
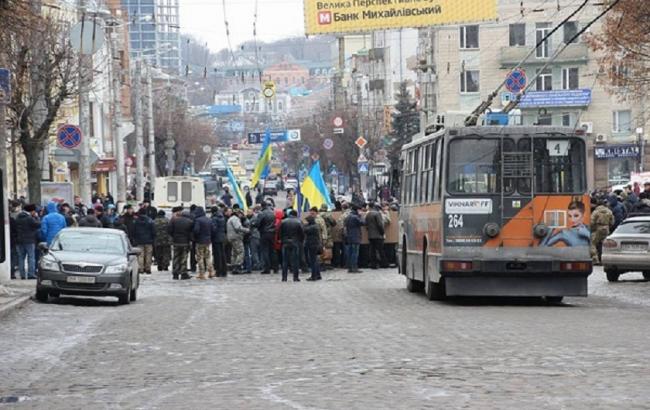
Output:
top-left (126, 238), bottom-right (139, 289)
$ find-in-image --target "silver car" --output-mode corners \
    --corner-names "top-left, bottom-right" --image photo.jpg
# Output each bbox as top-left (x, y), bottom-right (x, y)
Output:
top-left (602, 216), bottom-right (650, 282)
top-left (36, 228), bottom-right (141, 304)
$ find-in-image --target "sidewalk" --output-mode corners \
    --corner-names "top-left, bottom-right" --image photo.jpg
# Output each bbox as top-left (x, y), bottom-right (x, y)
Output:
top-left (0, 280), bottom-right (35, 318)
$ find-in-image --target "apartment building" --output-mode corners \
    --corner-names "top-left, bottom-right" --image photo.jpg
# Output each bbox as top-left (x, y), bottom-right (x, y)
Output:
top-left (429, 0), bottom-right (649, 189)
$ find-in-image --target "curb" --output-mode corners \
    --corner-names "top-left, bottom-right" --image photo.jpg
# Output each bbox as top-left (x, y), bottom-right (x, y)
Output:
top-left (0, 295), bottom-right (32, 319)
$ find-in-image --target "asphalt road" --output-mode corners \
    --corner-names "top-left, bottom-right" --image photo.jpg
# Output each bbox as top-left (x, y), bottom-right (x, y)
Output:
top-left (0, 266), bottom-right (649, 409)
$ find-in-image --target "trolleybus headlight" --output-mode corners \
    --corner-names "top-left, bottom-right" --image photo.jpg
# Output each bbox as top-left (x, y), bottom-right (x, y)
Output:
top-left (533, 223), bottom-right (550, 238)
top-left (441, 261), bottom-right (473, 272)
top-left (560, 262), bottom-right (591, 272)
top-left (483, 222), bottom-right (500, 238)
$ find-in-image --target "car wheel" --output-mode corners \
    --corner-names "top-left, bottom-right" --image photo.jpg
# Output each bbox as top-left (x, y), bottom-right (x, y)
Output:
top-left (605, 269), bottom-right (620, 282)
top-left (130, 286), bottom-right (137, 302)
top-left (35, 289), bottom-right (48, 303)
top-left (118, 284), bottom-right (131, 305)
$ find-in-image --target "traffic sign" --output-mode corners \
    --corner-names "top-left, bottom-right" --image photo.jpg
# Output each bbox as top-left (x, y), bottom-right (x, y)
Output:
top-left (287, 129), bottom-right (301, 142)
top-left (247, 129), bottom-right (301, 144)
top-left (358, 162), bottom-right (369, 173)
top-left (333, 116), bottom-right (344, 127)
top-left (263, 81), bottom-right (275, 99)
top-left (0, 68), bottom-right (10, 103)
top-left (333, 128), bottom-right (344, 134)
top-left (323, 138), bottom-right (334, 150)
top-left (505, 68), bottom-right (527, 93)
top-left (355, 136), bottom-right (368, 149)
top-left (56, 124), bottom-right (82, 149)
top-left (70, 19), bottom-right (105, 55)
top-left (358, 153), bottom-right (368, 162)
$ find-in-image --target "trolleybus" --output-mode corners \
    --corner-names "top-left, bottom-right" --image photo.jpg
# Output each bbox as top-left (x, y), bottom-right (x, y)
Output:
top-left (398, 126), bottom-right (592, 302)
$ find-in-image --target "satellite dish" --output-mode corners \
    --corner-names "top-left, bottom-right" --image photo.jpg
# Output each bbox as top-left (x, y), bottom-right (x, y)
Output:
top-left (69, 19), bottom-right (105, 55)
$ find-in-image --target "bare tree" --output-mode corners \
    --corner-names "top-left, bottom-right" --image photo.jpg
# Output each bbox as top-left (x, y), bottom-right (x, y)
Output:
top-left (0, 3), bottom-right (77, 204)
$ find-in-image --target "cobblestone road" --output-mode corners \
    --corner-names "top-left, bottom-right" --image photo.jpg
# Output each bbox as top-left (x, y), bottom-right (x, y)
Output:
top-left (1, 267), bottom-right (649, 409)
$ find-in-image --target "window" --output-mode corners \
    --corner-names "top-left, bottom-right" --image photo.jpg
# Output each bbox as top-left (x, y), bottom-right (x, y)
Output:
top-left (614, 221), bottom-right (650, 234)
top-left (460, 70), bottom-right (480, 93)
top-left (447, 139), bottom-right (502, 194)
top-left (537, 114), bottom-right (552, 126)
top-left (167, 181), bottom-right (178, 202)
top-left (420, 143), bottom-right (435, 203)
top-left (459, 25), bottom-right (479, 49)
top-left (562, 113), bottom-right (572, 127)
top-left (613, 110), bottom-right (632, 133)
top-left (181, 182), bottom-right (192, 203)
top-left (536, 69), bottom-right (553, 91)
top-left (612, 64), bottom-right (629, 87)
top-left (517, 137), bottom-right (586, 193)
top-left (278, 101), bottom-right (283, 112)
top-left (509, 23), bottom-right (526, 46)
top-left (563, 21), bottom-right (579, 44)
top-left (562, 67), bottom-right (579, 90)
top-left (536, 23), bottom-right (551, 58)
top-left (410, 147), bottom-right (420, 204)
top-left (608, 157), bottom-right (634, 186)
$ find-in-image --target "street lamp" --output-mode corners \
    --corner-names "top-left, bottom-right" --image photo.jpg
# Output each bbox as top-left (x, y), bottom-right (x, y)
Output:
top-left (637, 127), bottom-right (645, 173)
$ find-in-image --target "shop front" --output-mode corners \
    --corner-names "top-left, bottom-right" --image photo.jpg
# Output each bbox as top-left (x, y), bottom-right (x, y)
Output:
top-left (594, 144), bottom-right (640, 189)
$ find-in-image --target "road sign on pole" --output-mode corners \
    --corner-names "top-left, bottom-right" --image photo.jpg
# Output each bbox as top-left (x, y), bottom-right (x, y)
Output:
top-left (355, 136), bottom-right (368, 149)
top-left (323, 138), bottom-right (334, 150)
top-left (247, 129), bottom-right (301, 144)
top-left (56, 124), bottom-right (83, 149)
top-left (332, 116), bottom-right (344, 127)
top-left (358, 162), bottom-right (369, 173)
top-left (333, 128), bottom-right (344, 134)
top-left (505, 68), bottom-right (527, 93)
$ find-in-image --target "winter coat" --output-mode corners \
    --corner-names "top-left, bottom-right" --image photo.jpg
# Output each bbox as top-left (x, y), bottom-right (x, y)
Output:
top-left (258, 208), bottom-right (276, 236)
top-left (133, 215), bottom-right (156, 246)
top-left (14, 211), bottom-right (41, 245)
top-left (227, 214), bottom-right (249, 242)
top-left (344, 211), bottom-right (365, 244)
top-left (211, 212), bottom-right (227, 243)
top-left (590, 205), bottom-right (614, 230)
top-left (121, 213), bottom-right (136, 244)
top-left (78, 215), bottom-right (102, 228)
top-left (315, 215), bottom-right (328, 244)
top-left (154, 217), bottom-right (172, 247)
top-left (607, 195), bottom-right (626, 228)
top-left (331, 211), bottom-right (348, 243)
top-left (273, 209), bottom-right (284, 251)
top-left (141, 206), bottom-right (158, 220)
top-left (365, 209), bottom-right (385, 240)
top-left (192, 207), bottom-right (213, 245)
top-left (41, 202), bottom-right (67, 245)
top-left (280, 216), bottom-right (304, 246)
top-left (100, 214), bottom-right (114, 228)
top-left (168, 214), bottom-right (194, 245)
top-left (304, 221), bottom-right (322, 251)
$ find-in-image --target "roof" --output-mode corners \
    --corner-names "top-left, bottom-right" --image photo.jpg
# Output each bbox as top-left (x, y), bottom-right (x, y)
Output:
top-left (621, 216), bottom-right (650, 222)
top-left (62, 227), bottom-right (125, 235)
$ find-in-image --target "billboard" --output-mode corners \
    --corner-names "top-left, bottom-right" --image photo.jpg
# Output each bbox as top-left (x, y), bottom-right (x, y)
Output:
top-left (304, 0), bottom-right (497, 35)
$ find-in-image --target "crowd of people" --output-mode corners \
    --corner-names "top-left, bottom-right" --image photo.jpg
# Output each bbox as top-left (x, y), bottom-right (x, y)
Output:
top-left (8, 191), bottom-right (396, 283)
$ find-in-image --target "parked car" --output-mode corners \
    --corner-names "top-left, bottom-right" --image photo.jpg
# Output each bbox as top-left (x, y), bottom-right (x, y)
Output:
top-left (263, 175), bottom-right (279, 196)
top-left (284, 172), bottom-right (298, 191)
top-left (36, 228), bottom-right (141, 304)
top-left (602, 216), bottom-right (650, 282)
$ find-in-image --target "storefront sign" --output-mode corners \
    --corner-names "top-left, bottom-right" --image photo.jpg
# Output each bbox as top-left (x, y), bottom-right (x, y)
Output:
top-left (445, 198), bottom-right (493, 214)
top-left (518, 89), bottom-right (592, 108)
top-left (594, 144), bottom-right (639, 159)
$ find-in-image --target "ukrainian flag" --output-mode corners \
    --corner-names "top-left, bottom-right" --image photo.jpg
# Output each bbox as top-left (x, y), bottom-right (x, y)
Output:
top-left (251, 129), bottom-right (272, 188)
top-left (298, 160), bottom-right (333, 210)
top-left (226, 165), bottom-right (248, 211)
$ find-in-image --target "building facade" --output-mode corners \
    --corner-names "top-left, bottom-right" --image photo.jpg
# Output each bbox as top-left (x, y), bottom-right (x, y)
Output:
top-left (121, 0), bottom-right (181, 75)
top-left (428, 0), bottom-right (650, 189)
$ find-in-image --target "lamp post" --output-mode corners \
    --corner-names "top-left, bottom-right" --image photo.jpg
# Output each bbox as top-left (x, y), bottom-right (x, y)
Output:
top-left (637, 127), bottom-right (645, 173)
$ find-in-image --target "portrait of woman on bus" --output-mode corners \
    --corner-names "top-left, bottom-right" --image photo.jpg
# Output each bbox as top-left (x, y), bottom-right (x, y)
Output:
top-left (539, 200), bottom-right (590, 247)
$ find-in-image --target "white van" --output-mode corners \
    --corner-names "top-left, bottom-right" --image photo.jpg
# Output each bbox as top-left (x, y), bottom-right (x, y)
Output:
top-left (153, 176), bottom-right (206, 215)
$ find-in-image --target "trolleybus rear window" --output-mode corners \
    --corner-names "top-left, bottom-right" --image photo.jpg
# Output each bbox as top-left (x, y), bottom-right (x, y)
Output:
top-left (447, 139), bottom-right (514, 194)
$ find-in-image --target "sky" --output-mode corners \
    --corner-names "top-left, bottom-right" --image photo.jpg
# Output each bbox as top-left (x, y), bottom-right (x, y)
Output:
top-left (179, 0), bottom-right (307, 52)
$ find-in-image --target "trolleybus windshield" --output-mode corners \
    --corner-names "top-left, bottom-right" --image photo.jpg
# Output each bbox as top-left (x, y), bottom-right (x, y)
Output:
top-left (447, 136), bottom-right (585, 195)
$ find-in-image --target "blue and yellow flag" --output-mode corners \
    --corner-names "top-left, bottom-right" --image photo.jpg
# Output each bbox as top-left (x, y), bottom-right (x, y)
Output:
top-left (298, 160), bottom-right (333, 210)
top-left (226, 165), bottom-right (248, 211)
top-left (251, 129), bottom-right (272, 188)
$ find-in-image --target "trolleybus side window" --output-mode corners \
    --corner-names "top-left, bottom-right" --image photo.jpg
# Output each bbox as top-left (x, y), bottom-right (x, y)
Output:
top-left (181, 181), bottom-right (193, 203)
top-left (447, 139), bottom-right (510, 194)
top-left (412, 147), bottom-right (420, 204)
top-left (421, 143), bottom-right (432, 203)
top-left (167, 181), bottom-right (178, 202)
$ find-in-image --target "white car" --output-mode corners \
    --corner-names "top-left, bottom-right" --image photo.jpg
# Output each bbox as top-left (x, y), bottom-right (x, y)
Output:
top-left (602, 216), bottom-right (650, 282)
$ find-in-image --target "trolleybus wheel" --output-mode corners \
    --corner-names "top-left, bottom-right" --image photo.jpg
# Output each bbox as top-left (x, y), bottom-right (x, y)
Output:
top-left (406, 277), bottom-right (423, 293)
top-left (605, 269), bottom-right (620, 282)
top-left (424, 271), bottom-right (445, 301)
top-left (642, 271), bottom-right (650, 281)
top-left (544, 296), bottom-right (564, 304)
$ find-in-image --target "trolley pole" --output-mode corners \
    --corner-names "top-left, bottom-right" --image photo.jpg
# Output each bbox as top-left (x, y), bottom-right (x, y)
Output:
top-left (134, 59), bottom-right (145, 202)
top-left (146, 65), bottom-right (156, 184)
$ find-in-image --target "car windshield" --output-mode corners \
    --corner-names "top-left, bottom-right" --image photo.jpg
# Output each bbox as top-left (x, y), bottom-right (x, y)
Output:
top-left (52, 231), bottom-right (125, 254)
top-left (615, 221), bottom-right (650, 234)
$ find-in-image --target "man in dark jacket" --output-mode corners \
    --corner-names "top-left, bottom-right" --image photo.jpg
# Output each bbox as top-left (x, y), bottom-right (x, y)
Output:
top-left (133, 208), bottom-right (156, 274)
top-left (193, 206), bottom-right (214, 279)
top-left (120, 205), bottom-right (136, 245)
top-left (140, 200), bottom-right (158, 220)
top-left (60, 203), bottom-right (76, 227)
top-left (257, 202), bottom-right (277, 274)
top-left (344, 206), bottom-right (365, 273)
top-left (168, 206), bottom-right (194, 280)
top-left (14, 204), bottom-right (41, 279)
top-left (279, 210), bottom-right (304, 282)
top-left (78, 208), bottom-right (103, 227)
top-left (154, 210), bottom-right (172, 271)
top-left (365, 203), bottom-right (388, 269)
top-left (211, 205), bottom-right (228, 277)
top-left (304, 215), bottom-right (322, 281)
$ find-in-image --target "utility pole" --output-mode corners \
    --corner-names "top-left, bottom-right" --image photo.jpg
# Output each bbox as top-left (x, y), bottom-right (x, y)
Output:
top-left (146, 65), bottom-right (156, 185)
top-left (109, 29), bottom-right (126, 203)
top-left (134, 59), bottom-right (144, 202)
top-left (335, 36), bottom-right (345, 111)
top-left (417, 27), bottom-right (437, 131)
top-left (78, 1), bottom-right (92, 205)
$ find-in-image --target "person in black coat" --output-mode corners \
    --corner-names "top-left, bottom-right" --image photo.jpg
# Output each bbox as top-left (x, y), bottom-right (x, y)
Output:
top-left (279, 210), bottom-right (304, 282)
top-left (120, 205), bottom-right (136, 245)
top-left (141, 200), bottom-right (158, 220)
top-left (304, 216), bottom-right (322, 281)
top-left (193, 206), bottom-right (214, 279)
top-left (133, 208), bottom-right (156, 274)
top-left (211, 205), bottom-right (228, 277)
top-left (344, 206), bottom-right (365, 273)
top-left (78, 209), bottom-right (103, 227)
top-left (257, 202), bottom-right (277, 274)
top-left (14, 204), bottom-right (41, 279)
top-left (168, 207), bottom-right (194, 280)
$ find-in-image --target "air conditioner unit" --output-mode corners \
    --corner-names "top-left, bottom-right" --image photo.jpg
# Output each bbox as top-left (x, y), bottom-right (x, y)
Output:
top-left (595, 134), bottom-right (607, 143)
top-left (579, 122), bottom-right (593, 134)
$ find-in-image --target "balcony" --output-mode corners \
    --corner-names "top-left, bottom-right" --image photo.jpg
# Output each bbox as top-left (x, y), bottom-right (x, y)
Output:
top-left (499, 43), bottom-right (590, 68)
